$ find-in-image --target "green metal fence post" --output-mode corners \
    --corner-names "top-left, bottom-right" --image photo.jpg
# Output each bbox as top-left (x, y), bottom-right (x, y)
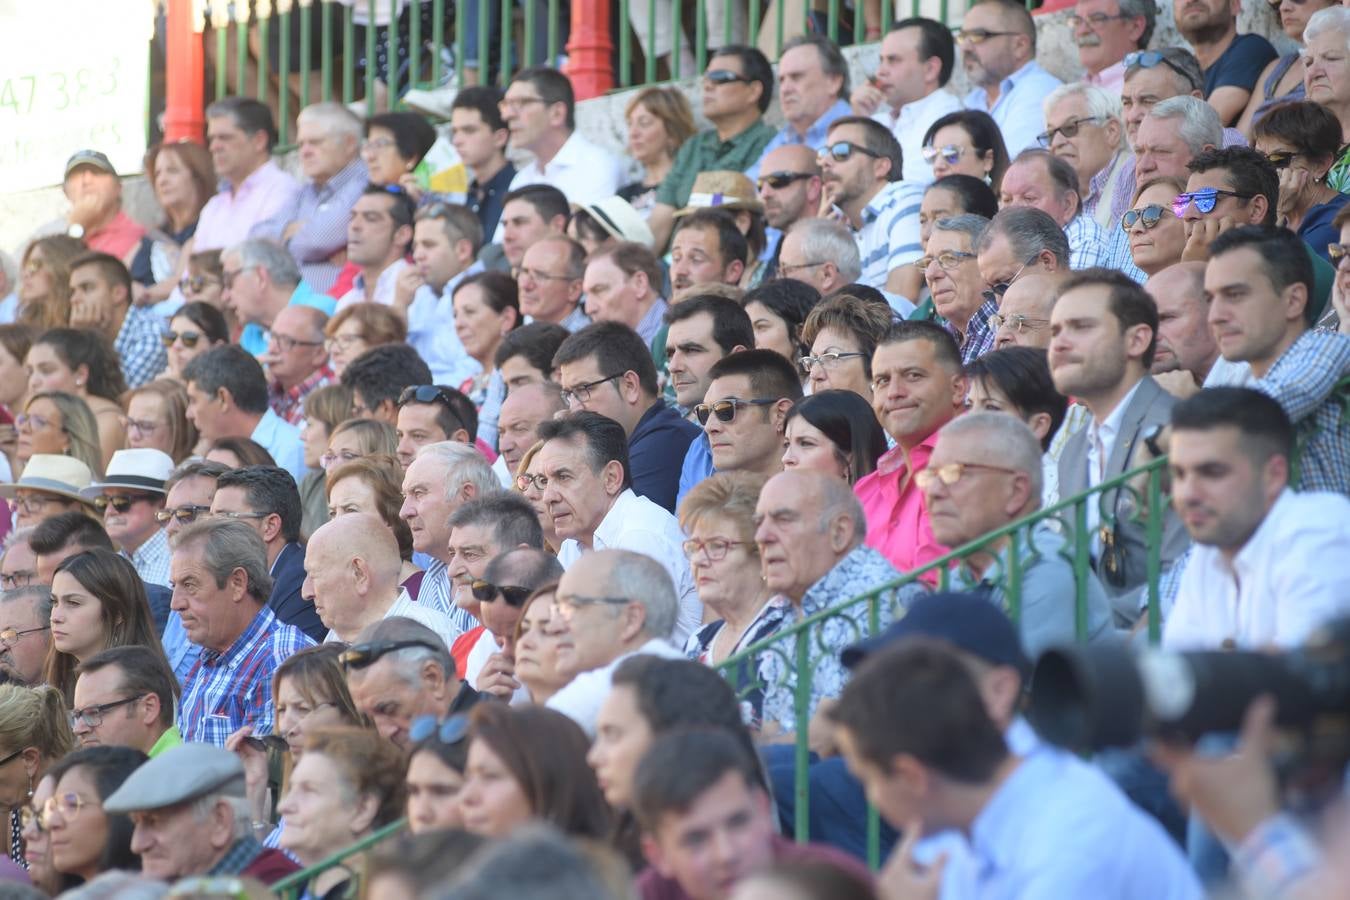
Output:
top-left (258, 9), bottom-right (271, 104)
top-left (278, 6), bottom-right (291, 144)
top-left (300, 1), bottom-right (312, 109)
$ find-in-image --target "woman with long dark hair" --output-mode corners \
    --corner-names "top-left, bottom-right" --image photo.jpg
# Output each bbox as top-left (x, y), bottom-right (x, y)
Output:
top-left (781, 390), bottom-right (888, 485)
top-left (42, 746), bottom-right (146, 883)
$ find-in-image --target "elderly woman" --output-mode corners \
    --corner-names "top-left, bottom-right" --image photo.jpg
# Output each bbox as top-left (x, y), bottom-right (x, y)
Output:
top-left (1238, 0), bottom-right (1337, 133)
top-left (799, 294), bottom-right (894, 402)
top-left (324, 304), bottom-right (408, 378)
top-left (1123, 176), bottom-right (1188, 277)
top-left (1252, 100), bottom-right (1350, 262)
top-left (919, 214), bottom-right (995, 364)
top-left (1306, 7), bottom-right (1350, 191)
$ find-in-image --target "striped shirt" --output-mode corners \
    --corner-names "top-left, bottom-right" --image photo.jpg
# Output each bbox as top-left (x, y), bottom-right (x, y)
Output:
top-left (256, 156), bottom-right (369, 293)
top-left (179, 606), bottom-right (314, 746)
top-left (418, 560), bottom-right (479, 640)
top-left (851, 180), bottom-right (925, 294)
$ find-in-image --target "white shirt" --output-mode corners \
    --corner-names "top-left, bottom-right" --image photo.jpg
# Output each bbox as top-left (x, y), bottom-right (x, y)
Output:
top-left (1084, 379), bottom-right (1143, 536)
top-left (557, 488), bottom-right (703, 644)
top-left (324, 588), bottom-right (460, 652)
top-left (1163, 490), bottom-right (1350, 650)
top-left (1202, 356), bottom-right (1253, 388)
top-left (406, 261), bottom-right (485, 388)
top-left (546, 638), bottom-right (684, 736)
top-left (336, 258), bottom-right (408, 311)
top-left (463, 627), bottom-right (531, 705)
top-left (872, 88), bottom-right (964, 184)
top-left (490, 453), bottom-right (513, 488)
top-left (508, 131), bottom-right (624, 205)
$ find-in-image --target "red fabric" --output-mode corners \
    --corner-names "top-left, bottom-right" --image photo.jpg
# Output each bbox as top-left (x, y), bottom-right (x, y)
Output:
top-left (327, 261), bottom-right (360, 299)
top-left (636, 835), bottom-right (873, 900)
top-left (240, 848), bottom-right (302, 885)
top-left (87, 211), bottom-right (147, 260)
top-left (451, 625), bottom-right (484, 679)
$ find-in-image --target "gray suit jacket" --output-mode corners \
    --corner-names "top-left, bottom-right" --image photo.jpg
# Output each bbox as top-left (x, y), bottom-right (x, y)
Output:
top-left (1057, 376), bottom-right (1190, 624)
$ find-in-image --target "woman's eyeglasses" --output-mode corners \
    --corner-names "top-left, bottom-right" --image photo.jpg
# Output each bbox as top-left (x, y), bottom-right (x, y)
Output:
top-left (162, 329), bottom-right (203, 349)
top-left (119, 416), bottom-right (162, 435)
top-left (921, 144), bottom-right (965, 166)
top-left (325, 334), bottom-right (367, 352)
top-left (15, 413), bottom-right (52, 430)
top-left (1120, 204), bottom-right (1172, 232)
top-left (694, 397), bottom-right (779, 426)
top-left (320, 448), bottom-right (362, 470)
top-left (798, 351), bottom-right (867, 376)
top-left (34, 792), bottom-right (95, 829)
top-left (515, 472), bottom-right (545, 492)
top-left (681, 537), bottom-right (749, 561)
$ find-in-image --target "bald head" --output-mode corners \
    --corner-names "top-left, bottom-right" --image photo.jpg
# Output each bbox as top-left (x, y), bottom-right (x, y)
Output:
top-left (994, 272), bottom-right (1063, 349)
top-left (1146, 261), bottom-right (1216, 380)
top-left (756, 469), bottom-right (867, 600)
top-left (306, 513), bottom-right (402, 638)
top-left (497, 381), bottom-right (566, 475)
top-left (758, 145), bottom-right (823, 231)
top-left (274, 303), bottom-right (328, 338)
top-left (480, 548), bottom-right (564, 644)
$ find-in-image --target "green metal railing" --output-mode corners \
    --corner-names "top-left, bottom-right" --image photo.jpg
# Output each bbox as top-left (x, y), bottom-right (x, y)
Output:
top-left (714, 455), bottom-right (1171, 868)
top-left (272, 818), bottom-right (407, 900)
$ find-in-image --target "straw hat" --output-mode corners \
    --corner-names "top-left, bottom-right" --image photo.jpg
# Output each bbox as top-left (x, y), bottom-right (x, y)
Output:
top-left (673, 171), bottom-right (765, 217)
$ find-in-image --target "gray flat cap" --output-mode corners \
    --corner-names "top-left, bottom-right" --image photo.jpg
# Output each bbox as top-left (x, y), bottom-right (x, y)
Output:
top-left (104, 743), bottom-right (247, 814)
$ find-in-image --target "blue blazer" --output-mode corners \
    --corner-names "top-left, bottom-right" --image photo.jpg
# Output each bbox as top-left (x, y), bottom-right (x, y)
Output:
top-left (269, 542), bottom-right (326, 642)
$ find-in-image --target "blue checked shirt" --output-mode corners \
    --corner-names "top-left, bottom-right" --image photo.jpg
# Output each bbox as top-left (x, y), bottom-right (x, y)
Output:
top-left (179, 605), bottom-right (314, 746)
top-left (125, 527), bottom-right (171, 588)
top-left (1252, 330), bottom-right (1350, 494)
top-left (257, 157), bottom-right (369, 294)
top-left (948, 297), bottom-right (1001, 365)
top-left (851, 180), bottom-right (925, 294)
top-left (115, 305), bottom-right (168, 389)
top-left (1063, 214), bottom-right (1147, 283)
top-left (418, 560), bottom-right (479, 640)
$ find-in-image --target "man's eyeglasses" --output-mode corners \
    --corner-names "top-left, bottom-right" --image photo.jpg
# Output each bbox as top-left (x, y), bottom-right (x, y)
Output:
top-left (798, 351), bottom-right (867, 376)
top-left (551, 593), bottom-right (631, 621)
top-left (1036, 117), bottom-right (1105, 148)
top-left (0, 624), bottom-right (48, 645)
top-left (954, 28), bottom-right (1019, 45)
top-left (1120, 204), bottom-right (1172, 232)
top-left (339, 638), bottom-right (439, 670)
top-left (694, 397), bottom-right (779, 426)
top-left (409, 713), bottom-right (471, 746)
top-left (93, 494), bottom-right (155, 514)
top-left (1172, 188), bottom-right (1254, 218)
top-left (988, 313), bottom-right (1051, 334)
top-left (921, 144), bottom-right (965, 166)
top-left (320, 448), bottom-right (362, 470)
top-left (1066, 12), bottom-right (1134, 28)
top-left (1123, 51), bottom-right (1198, 88)
top-left (913, 251), bottom-right (976, 272)
top-left (1329, 242), bottom-right (1349, 264)
top-left (981, 256), bottom-right (1036, 306)
top-left (0, 572), bottom-right (37, 591)
top-left (362, 136), bottom-right (398, 153)
top-left (915, 461), bottom-right (1020, 491)
top-left (208, 510), bottom-right (270, 522)
top-left (757, 171), bottom-right (814, 191)
top-left (220, 266), bottom-right (253, 290)
top-left (560, 372), bottom-right (624, 407)
top-left (498, 96), bottom-right (548, 112)
top-left (155, 504), bottom-right (212, 525)
top-left (819, 141), bottom-right (880, 164)
top-left (177, 274), bottom-right (220, 294)
top-left (270, 334), bottom-right (324, 353)
top-left (69, 695), bottom-right (144, 730)
top-left (470, 579), bottom-right (532, 606)
top-left (681, 537), bottom-right (749, 561)
top-left (703, 69), bottom-right (752, 86)
top-left (777, 261), bottom-right (826, 279)
top-left (161, 329), bottom-right (203, 349)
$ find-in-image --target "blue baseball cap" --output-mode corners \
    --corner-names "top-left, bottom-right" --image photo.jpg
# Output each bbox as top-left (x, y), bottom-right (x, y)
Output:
top-left (841, 590), bottom-right (1032, 678)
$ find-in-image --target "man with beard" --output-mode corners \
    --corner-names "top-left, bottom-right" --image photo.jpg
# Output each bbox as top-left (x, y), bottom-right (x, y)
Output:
top-left (958, 0), bottom-right (1063, 155)
top-left (755, 145), bottom-right (821, 278)
top-left (1173, 0), bottom-right (1276, 127)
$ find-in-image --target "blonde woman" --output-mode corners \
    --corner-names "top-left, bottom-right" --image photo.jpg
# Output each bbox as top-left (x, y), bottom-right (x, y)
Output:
top-left (16, 392), bottom-right (102, 479)
top-left (322, 418), bottom-right (398, 472)
top-left (122, 380), bottom-right (197, 464)
top-left (0, 684), bottom-right (76, 867)
top-left (18, 237), bottom-right (85, 332)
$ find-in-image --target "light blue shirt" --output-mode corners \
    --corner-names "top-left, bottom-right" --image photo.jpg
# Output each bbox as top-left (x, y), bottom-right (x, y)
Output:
top-left (161, 610), bottom-right (202, 685)
top-left (749, 98), bottom-right (853, 181)
top-left (251, 408), bottom-right (308, 485)
top-left (240, 282), bottom-right (338, 357)
top-left (964, 61), bottom-right (1063, 156)
top-left (406, 261), bottom-right (485, 388)
top-left (676, 433), bottom-right (715, 509)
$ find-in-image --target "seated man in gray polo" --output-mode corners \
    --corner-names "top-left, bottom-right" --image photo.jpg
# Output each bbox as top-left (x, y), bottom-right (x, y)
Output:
top-left (104, 743), bottom-right (300, 883)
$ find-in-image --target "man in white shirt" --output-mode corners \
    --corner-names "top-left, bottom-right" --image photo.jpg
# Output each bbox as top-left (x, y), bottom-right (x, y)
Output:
top-left (1164, 388), bottom-right (1350, 650)
top-left (535, 412), bottom-right (701, 644)
top-left (335, 186), bottom-right (414, 310)
top-left (850, 18), bottom-right (963, 183)
top-left (396, 203), bottom-right (484, 389)
top-left (958, 0), bottom-right (1064, 155)
top-left (502, 66), bottom-right (623, 205)
top-left (544, 548), bottom-right (683, 736)
top-left (305, 513), bottom-right (458, 649)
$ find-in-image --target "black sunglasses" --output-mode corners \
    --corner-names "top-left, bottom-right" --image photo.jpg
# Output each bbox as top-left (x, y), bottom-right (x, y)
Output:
top-left (398, 384), bottom-right (460, 408)
top-left (704, 68), bottom-right (751, 85)
top-left (470, 579), bottom-right (532, 606)
top-left (758, 170), bottom-right (813, 190)
top-left (155, 504), bottom-right (212, 525)
top-left (694, 397), bottom-right (778, 426)
top-left (94, 494), bottom-right (156, 514)
top-left (339, 639), bottom-right (439, 670)
top-left (409, 713), bottom-right (471, 745)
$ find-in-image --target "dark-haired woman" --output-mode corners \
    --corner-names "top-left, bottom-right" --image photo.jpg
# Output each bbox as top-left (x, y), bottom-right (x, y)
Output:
top-left (405, 714), bottom-right (470, 834)
top-left (25, 330), bottom-right (128, 467)
top-left (922, 110), bottom-right (1011, 192)
top-left (743, 279), bottom-right (820, 373)
top-left (163, 302), bottom-right (229, 384)
top-left (781, 391), bottom-right (887, 485)
top-left (43, 745), bottom-right (146, 883)
top-left (919, 174), bottom-right (999, 246)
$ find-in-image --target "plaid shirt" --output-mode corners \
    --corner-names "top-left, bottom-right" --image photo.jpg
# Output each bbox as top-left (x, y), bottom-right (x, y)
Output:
top-left (268, 364), bottom-right (334, 426)
top-left (179, 606), bottom-right (314, 746)
top-left (209, 837), bottom-right (270, 877)
top-left (1063, 214), bottom-right (1146, 284)
top-left (125, 527), bottom-right (171, 588)
top-left (115, 305), bottom-right (168, 388)
top-left (1253, 330), bottom-right (1350, 494)
top-left (947, 297), bottom-right (1000, 365)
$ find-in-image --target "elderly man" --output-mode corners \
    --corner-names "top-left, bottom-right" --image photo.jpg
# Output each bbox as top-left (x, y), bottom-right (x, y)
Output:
top-left (994, 272), bottom-right (1065, 350)
top-left (755, 470), bottom-right (901, 739)
top-left (922, 214), bottom-right (997, 364)
top-left (669, 211), bottom-right (748, 303)
top-left (1073, 0), bottom-right (1153, 93)
top-left (536, 413), bottom-right (701, 644)
top-left (173, 519), bottom-right (315, 744)
top-left (958, 0), bottom-right (1063, 154)
top-left (262, 306), bottom-right (332, 426)
top-left (1000, 149), bottom-right (1144, 282)
top-left (0, 455), bottom-right (98, 530)
top-left (466, 547), bottom-right (563, 702)
top-left (195, 97), bottom-right (301, 252)
top-left (581, 243), bottom-right (668, 346)
top-left (305, 513), bottom-right (456, 648)
top-left (1041, 84), bottom-right (1132, 231)
top-left (105, 744), bottom-right (299, 882)
top-left (344, 616), bottom-right (481, 748)
top-left (519, 235), bottom-right (591, 332)
top-left (82, 448), bottom-right (175, 589)
top-left (68, 252), bottom-right (166, 387)
top-left (502, 66), bottom-right (623, 203)
top-left (976, 207), bottom-right (1071, 303)
top-left (400, 442), bottom-right (501, 625)
top-left (1146, 262), bottom-right (1220, 394)
top-left (0, 584), bottom-right (52, 685)
top-left (555, 322), bottom-right (701, 513)
top-left (495, 381), bottom-right (566, 484)
top-left (52, 150), bottom-right (145, 260)
top-left (544, 549), bottom-right (683, 736)
top-left (777, 218), bottom-right (862, 296)
top-left (755, 35), bottom-right (851, 167)
top-left (158, 461), bottom-right (229, 681)
top-left (399, 203), bottom-right (485, 390)
top-left (222, 238), bottom-right (335, 359)
top-left (336, 186), bottom-right (415, 309)
top-left (257, 103), bottom-right (368, 293)
top-left (72, 646), bottom-right (182, 756)
top-left (1134, 96), bottom-right (1223, 186)
top-left (922, 412), bottom-right (1113, 654)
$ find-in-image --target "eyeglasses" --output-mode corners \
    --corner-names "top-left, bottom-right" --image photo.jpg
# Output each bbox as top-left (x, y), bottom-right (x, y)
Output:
top-left (954, 28), bottom-right (1019, 44)
top-left (361, 136), bottom-right (398, 153)
top-left (1120, 204), bottom-right (1172, 232)
top-left (242, 733), bottom-right (291, 754)
top-left (551, 593), bottom-right (631, 621)
top-left (915, 461), bottom-right (1021, 491)
top-left (208, 510), bottom-right (270, 522)
top-left (694, 397), bottom-right (779, 426)
top-left (1036, 116), bottom-right (1105, 148)
top-left (515, 472), bottom-right (544, 492)
top-left (161, 329), bottom-right (203, 349)
top-left (757, 171), bottom-right (814, 190)
top-left (981, 256), bottom-right (1036, 306)
top-left (987, 313), bottom-right (1051, 334)
top-left (470, 579), bottom-right (532, 606)
top-left (320, 448), bottom-right (362, 470)
top-left (798, 351), bottom-right (867, 376)
top-left (518, 266), bottom-right (579, 284)
top-left (703, 69), bottom-right (752, 86)
top-left (1329, 242), bottom-right (1349, 264)
top-left (1172, 188), bottom-right (1254, 218)
top-left (681, 537), bottom-right (749, 561)
top-left (119, 416), bottom-right (162, 435)
top-left (177, 274), bottom-right (220, 293)
top-left (155, 504), bottom-right (212, 525)
top-left (560, 372), bottom-right (624, 407)
top-left (15, 413), bottom-right (52, 431)
top-left (13, 494), bottom-right (64, 514)
top-left (921, 144), bottom-right (965, 166)
top-left (220, 266), bottom-right (253, 289)
top-left (409, 713), bottom-right (471, 746)
top-left (777, 261), bottom-right (826, 279)
top-left (0, 625), bottom-right (48, 645)
top-left (0, 572), bottom-right (36, 591)
top-left (819, 141), bottom-right (881, 164)
top-left (69, 694), bottom-right (143, 730)
top-left (498, 96), bottom-right (548, 112)
top-left (93, 494), bottom-right (155, 514)
top-left (1260, 150), bottom-right (1299, 170)
top-left (1123, 51), bottom-right (1198, 87)
top-left (339, 638), bottom-right (439, 670)
top-left (18, 803), bottom-right (43, 834)
top-left (270, 334), bottom-right (325, 353)
top-left (37, 792), bottom-right (96, 829)
top-left (913, 250), bottom-right (976, 272)
top-left (1066, 12), bottom-right (1134, 28)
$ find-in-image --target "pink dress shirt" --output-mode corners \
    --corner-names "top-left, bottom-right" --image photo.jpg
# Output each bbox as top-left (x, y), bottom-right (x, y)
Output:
top-left (194, 160), bottom-right (302, 251)
top-left (853, 433), bottom-right (949, 585)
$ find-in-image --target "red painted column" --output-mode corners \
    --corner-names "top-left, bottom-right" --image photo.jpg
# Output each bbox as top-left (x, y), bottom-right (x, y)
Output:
top-left (564, 0), bottom-right (614, 100)
top-left (163, 0), bottom-right (206, 143)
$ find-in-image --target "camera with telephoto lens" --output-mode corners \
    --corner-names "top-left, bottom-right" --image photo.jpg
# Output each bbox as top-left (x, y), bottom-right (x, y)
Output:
top-left (1027, 617), bottom-right (1350, 766)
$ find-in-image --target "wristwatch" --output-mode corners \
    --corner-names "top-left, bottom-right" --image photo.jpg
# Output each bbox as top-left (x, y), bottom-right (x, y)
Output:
top-left (67, 223), bottom-right (85, 239)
